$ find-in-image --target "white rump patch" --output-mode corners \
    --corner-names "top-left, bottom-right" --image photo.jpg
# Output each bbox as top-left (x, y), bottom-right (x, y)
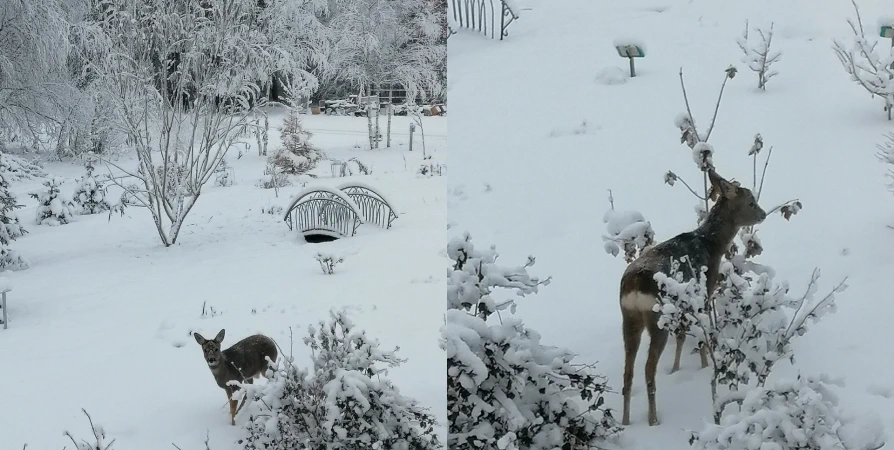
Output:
top-left (620, 291), bottom-right (658, 312)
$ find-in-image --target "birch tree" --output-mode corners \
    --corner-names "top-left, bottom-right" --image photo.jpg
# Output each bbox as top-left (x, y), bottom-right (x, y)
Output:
top-left (78, 0), bottom-right (309, 246)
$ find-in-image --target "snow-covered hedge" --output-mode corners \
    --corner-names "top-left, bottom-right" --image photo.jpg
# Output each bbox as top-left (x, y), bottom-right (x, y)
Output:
top-left (0, 169), bottom-right (27, 270)
top-left (239, 309), bottom-right (441, 450)
top-left (444, 233), bottom-right (621, 450)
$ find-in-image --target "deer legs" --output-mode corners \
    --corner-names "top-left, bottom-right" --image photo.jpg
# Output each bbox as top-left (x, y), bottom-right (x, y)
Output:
top-left (621, 309), bottom-right (674, 427)
top-left (621, 312), bottom-right (644, 426)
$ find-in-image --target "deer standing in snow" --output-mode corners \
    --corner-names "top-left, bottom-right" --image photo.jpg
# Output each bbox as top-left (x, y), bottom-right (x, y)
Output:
top-left (619, 169), bottom-right (766, 426)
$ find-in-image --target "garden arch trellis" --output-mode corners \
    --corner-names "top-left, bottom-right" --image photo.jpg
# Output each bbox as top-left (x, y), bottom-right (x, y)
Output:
top-left (449, 0), bottom-right (518, 40)
top-left (283, 184), bottom-right (399, 240)
top-left (337, 182), bottom-right (399, 230)
top-left (283, 188), bottom-right (363, 240)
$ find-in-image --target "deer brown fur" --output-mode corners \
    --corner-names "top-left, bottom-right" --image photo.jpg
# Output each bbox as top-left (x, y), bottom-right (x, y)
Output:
top-left (619, 170), bottom-right (766, 426)
top-left (194, 329), bottom-right (278, 425)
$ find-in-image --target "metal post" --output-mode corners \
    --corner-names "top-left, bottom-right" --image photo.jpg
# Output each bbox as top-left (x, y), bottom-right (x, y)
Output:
top-left (629, 57), bottom-right (636, 77)
top-left (2, 291), bottom-right (7, 330)
top-left (409, 123), bottom-right (415, 152)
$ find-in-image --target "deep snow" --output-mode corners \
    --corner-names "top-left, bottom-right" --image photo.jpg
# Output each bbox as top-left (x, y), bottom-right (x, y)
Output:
top-left (448, 0), bottom-right (894, 448)
top-left (0, 110), bottom-right (446, 449)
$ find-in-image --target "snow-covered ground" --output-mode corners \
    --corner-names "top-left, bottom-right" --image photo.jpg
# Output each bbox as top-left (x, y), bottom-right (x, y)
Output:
top-left (449, 0), bottom-right (894, 448)
top-left (0, 110), bottom-right (446, 449)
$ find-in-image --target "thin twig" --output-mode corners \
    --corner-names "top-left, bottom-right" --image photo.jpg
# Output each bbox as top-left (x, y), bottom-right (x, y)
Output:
top-left (679, 69), bottom-right (700, 140)
top-left (756, 146), bottom-right (774, 201)
top-left (705, 71), bottom-right (733, 141)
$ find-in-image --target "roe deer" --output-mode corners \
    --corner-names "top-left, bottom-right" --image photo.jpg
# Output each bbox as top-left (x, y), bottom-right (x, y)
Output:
top-left (194, 329), bottom-right (278, 425)
top-left (619, 169), bottom-right (766, 426)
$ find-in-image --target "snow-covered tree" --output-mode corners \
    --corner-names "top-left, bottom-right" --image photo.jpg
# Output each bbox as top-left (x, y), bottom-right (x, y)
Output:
top-left (77, 0), bottom-right (313, 246)
top-left (30, 177), bottom-right (75, 226)
top-left (0, 0), bottom-right (75, 145)
top-left (326, 0), bottom-right (446, 149)
top-left (444, 233), bottom-right (621, 450)
top-left (72, 163), bottom-right (111, 214)
top-left (0, 158), bottom-right (28, 270)
top-left (832, 0), bottom-right (894, 120)
top-left (239, 309), bottom-right (441, 450)
top-left (270, 109), bottom-right (323, 175)
top-left (736, 21), bottom-right (781, 90)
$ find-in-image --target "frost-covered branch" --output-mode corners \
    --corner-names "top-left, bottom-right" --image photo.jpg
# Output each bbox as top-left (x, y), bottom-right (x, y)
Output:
top-left (736, 21), bottom-right (782, 90)
top-left (832, 0), bottom-right (894, 120)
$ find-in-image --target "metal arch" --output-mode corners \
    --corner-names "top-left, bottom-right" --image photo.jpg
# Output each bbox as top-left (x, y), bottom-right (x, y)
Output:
top-left (283, 191), bottom-right (361, 238)
top-left (451, 0), bottom-right (517, 40)
top-left (339, 185), bottom-right (398, 230)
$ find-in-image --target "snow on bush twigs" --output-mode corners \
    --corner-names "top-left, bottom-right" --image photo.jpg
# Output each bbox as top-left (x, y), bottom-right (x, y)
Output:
top-left (240, 309), bottom-right (441, 450)
top-left (30, 177), bottom-right (75, 226)
top-left (445, 233), bottom-right (622, 450)
top-left (736, 20), bottom-right (782, 90)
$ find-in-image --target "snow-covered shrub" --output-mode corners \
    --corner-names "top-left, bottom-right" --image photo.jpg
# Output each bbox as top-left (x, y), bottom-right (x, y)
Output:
top-left (331, 158), bottom-right (372, 177)
top-left (691, 375), bottom-right (884, 450)
top-left (0, 169), bottom-right (28, 270)
top-left (602, 191), bottom-right (655, 263)
top-left (239, 309), bottom-right (441, 450)
top-left (877, 132), bottom-right (894, 193)
top-left (72, 163), bottom-right (111, 215)
top-left (444, 233), bottom-right (622, 450)
top-left (63, 409), bottom-right (115, 450)
top-left (655, 261), bottom-right (847, 418)
top-left (30, 177), bottom-right (75, 226)
top-left (833, 1), bottom-right (894, 120)
top-left (315, 252), bottom-right (344, 274)
top-left (417, 156), bottom-right (445, 177)
top-left (257, 164), bottom-right (291, 190)
top-left (260, 204), bottom-right (283, 216)
top-left (736, 21), bottom-right (781, 90)
top-left (270, 109), bottom-right (323, 175)
top-left (215, 158), bottom-right (235, 187)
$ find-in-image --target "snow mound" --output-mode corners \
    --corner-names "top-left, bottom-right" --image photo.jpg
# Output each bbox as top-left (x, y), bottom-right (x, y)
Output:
top-left (595, 66), bottom-right (630, 85)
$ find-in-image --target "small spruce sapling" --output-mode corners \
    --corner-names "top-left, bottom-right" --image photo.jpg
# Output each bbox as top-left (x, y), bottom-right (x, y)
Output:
top-left (0, 166), bottom-right (27, 270)
top-left (736, 20), bottom-right (781, 90)
top-left (445, 233), bottom-right (622, 450)
top-left (73, 162), bottom-right (112, 214)
top-left (30, 177), bottom-right (75, 226)
top-left (270, 109), bottom-right (323, 176)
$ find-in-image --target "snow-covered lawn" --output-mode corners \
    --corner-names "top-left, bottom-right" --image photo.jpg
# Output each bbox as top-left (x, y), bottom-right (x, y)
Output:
top-left (449, 0), bottom-right (894, 448)
top-left (0, 111), bottom-right (446, 449)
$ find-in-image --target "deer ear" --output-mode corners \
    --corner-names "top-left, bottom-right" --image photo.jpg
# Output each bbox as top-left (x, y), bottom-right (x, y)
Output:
top-left (194, 332), bottom-right (207, 345)
top-left (708, 170), bottom-right (737, 199)
top-left (214, 329), bottom-right (225, 343)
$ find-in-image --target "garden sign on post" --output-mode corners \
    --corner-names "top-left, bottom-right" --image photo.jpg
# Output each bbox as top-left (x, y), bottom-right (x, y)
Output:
top-left (882, 24), bottom-right (894, 69)
top-left (615, 44), bottom-right (646, 77)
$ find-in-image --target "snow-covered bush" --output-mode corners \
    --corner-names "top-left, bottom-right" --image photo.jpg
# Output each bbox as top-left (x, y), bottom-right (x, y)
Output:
top-left (444, 233), bottom-right (622, 450)
top-left (833, 1), bottom-right (894, 120)
top-left (691, 375), bottom-right (884, 450)
top-left (257, 164), bottom-right (291, 190)
top-left (315, 252), bottom-right (344, 274)
top-left (602, 190), bottom-right (655, 263)
top-left (0, 168), bottom-right (28, 270)
top-left (30, 177), bottom-right (75, 226)
top-left (270, 109), bottom-right (323, 176)
top-left (239, 309), bottom-right (441, 450)
top-left (331, 158), bottom-right (372, 177)
top-left (877, 132), bottom-right (894, 193)
top-left (72, 163), bottom-right (111, 215)
top-left (215, 158), bottom-right (235, 188)
top-left (736, 21), bottom-right (781, 90)
top-left (417, 156), bottom-right (445, 177)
